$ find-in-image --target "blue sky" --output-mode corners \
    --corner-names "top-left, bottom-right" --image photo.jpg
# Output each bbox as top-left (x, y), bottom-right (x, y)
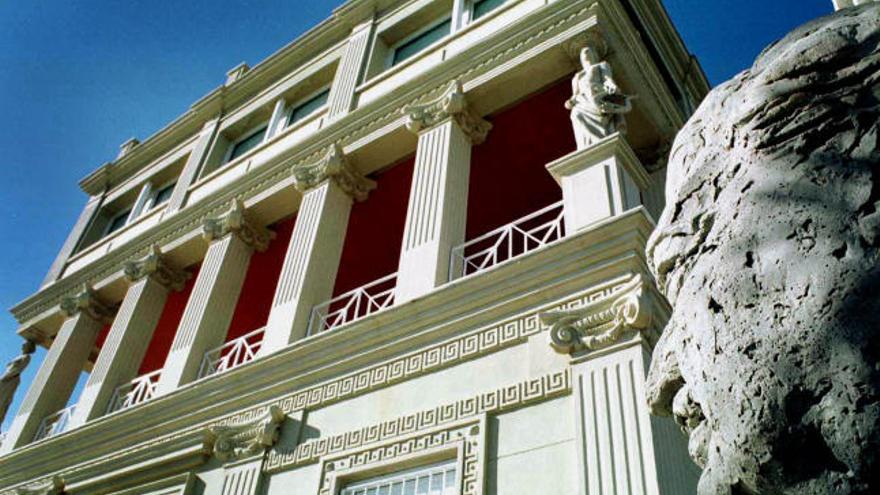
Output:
top-left (0, 0), bottom-right (832, 430)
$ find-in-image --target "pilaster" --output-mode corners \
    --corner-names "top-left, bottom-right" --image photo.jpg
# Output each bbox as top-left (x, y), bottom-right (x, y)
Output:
top-left (69, 247), bottom-right (189, 427)
top-left (41, 193), bottom-right (105, 287)
top-left (260, 145), bottom-right (375, 355)
top-left (1, 287), bottom-right (114, 453)
top-left (167, 117), bottom-right (221, 213)
top-left (326, 17), bottom-right (375, 120)
top-left (395, 81), bottom-right (491, 303)
top-left (546, 134), bottom-right (649, 234)
top-left (155, 200), bottom-right (273, 396)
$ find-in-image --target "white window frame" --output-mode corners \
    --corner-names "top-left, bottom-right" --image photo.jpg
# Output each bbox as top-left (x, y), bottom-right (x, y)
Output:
top-left (466, 0), bottom-right (506, 24)
top-left (104, 207), bottom-right (133, 237)
top-left (385, 14), bottom-right (453, 69)
top-left (339, 459), bottom-right (459, 495)
top-left (284, 85), bottom-right (331, 128)
top-left (144, 178), bottom-right (177, 212)
top-left (222, 121), bottom-right (269, 165)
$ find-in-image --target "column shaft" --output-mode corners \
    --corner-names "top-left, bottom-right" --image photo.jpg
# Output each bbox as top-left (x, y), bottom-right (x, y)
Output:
top-left (1, 313), bottom-right (103, 452)
top-left (156, 234), bottom-right (253, 395)
top-left (69, 277), bottom-right (170, 426)
top-left (261, 181), bottom-right (352, 354)
top-left (396, 120), bottom-right (472, 303)
top-left (326, 20), bottom-right (374, 120)
top-left (167, 117), bottom-right (221, 213)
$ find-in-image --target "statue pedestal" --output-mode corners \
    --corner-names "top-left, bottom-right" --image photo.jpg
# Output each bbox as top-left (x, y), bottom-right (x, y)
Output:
top-left (546, 134), bottom-right (650, 234)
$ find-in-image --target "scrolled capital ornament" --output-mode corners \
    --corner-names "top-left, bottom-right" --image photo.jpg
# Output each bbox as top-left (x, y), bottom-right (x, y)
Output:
top-left (291, 144), bottom-right (377, 202)
top-left (59, 284), bottom-right (115, 324)
top-left (13, 476), bottom-right (63, 495)
top-left (202, 198), bottom-right (275, 252)
top-left (541, 274), bottom-right (653, 355)
top-left (208, 406), bottom-right (286, 463)
top-left (123, 244), bottom-right (191, 291)
top-left (404, 80), bottom-right (492, 144)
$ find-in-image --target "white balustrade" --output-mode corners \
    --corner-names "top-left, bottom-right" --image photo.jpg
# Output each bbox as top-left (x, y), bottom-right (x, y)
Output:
top-left (450, 201), bottom-right (565, 280)
top-left (308, 273), bottom-right (397, 336)
top-left (33, 404), bottom-right (76, 441)
top-left (107, 369), bottom-right (162, 413)
top-left (197, 327), bottom-right (266, 379)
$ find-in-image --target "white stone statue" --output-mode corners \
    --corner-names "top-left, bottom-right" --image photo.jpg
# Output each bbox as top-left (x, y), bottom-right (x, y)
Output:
top-left (0, 340), bottom-right (36, 431)
top-left (566, 44), bottom-right (632, 149)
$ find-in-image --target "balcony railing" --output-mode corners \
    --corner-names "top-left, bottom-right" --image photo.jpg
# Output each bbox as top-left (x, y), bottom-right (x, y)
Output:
top-left (34, 404), bottom-right (76, 442)
top-left (198, 327), bottom-right (265, 379)
top-left (308, 273), bottom-right (398, 336)
top-left (107, 369), bottom-right (162, 414)
top-left (450, 201), bottom-right (565, 281)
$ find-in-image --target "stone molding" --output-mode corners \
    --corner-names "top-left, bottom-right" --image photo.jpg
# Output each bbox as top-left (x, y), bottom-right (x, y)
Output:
top-left (202, 198), bottom-right (275, 252)
top-left (123, 245), bottom-right (191, 291)
top-left (404, 80), bottom-right (492, 144)
top-left (59, 285), bottom-right (115, 324)
top-left (292, 144), bottom-right (377, 202)
top-left (12, 0), bottom-right (603, 327)
top-left (265, 369), bottom-right (569, 473)
top-left (12, 476), bottom-right (63, 495)
top-left (541, 273), bottom-right (653, 355)
top-left (208, 405), bottom-right (286, 463)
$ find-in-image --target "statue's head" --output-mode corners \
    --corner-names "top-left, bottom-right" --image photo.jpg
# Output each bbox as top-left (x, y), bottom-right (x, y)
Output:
top-left (578, 42), bottom-right (601, 68)
top-left (646, 5), bottom-right (880, 494)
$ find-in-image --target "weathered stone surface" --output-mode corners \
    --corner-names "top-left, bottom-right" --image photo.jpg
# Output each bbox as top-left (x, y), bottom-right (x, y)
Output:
top-left (645, 5), bottom-right (880, 494)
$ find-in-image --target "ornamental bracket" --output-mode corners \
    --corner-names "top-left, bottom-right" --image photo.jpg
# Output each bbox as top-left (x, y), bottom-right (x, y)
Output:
top-left (123, 244), bottom-right (191, 291)
top-left (59, 284), bottom-right (115, 324)
top-left (292, 144), bottom-right (376, 202)
top-left (403, 80), bottom-right (492, 144)
top-left (540, 274), bottom-right (653, 355)
top-left (208, 405), bottom-right (287, 463)
top-left (202, 198), bottom-right (275, 252)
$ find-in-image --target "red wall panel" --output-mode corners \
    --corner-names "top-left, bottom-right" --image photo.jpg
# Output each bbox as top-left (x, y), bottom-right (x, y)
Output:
top-left (138, 264), bottom-right (200, 375)
top-left (224, 215), bottom-right (297, 342)
top-left (466, 78), bottom-right (574, 239)
top-left (332, 158), bottom-right (414, 298)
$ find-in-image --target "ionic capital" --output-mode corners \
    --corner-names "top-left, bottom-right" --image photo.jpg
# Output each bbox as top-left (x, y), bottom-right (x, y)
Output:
top-left (404, 80), bottom-right (492, 144)
top-left (59, 285), bottom-right (115, 324)
top-left (292, 144), bottom-right (377, 202)
top-left (203, 198), bottom-right (275, 252)
top-left (208, 406), bottom-right (286, 463)
top-left (123, 245), bottom-right (191, 291)
top-left (540, 274), bottom-right (653, 356)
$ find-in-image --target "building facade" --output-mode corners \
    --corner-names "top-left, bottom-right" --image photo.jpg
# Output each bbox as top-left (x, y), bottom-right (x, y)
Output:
top-left (0, 0), bottom-right (709, 493)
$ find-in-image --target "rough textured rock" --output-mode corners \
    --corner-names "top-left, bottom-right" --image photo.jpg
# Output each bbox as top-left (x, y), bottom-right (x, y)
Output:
top-left (645, 5), bottom-right (880, 494)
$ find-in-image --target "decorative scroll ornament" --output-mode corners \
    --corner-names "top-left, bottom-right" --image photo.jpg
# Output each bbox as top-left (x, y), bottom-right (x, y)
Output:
top-left (292, 144), bottom-right (377, 202)
top-left (123, 245), bottom-right (190, 291)
top-left (208, 405), bottom-right (286, 462)
top-left (202, 198), bottom-right (275, 252)
top-left (541, 274), bottom-right (653, 355)
top-left (59, 284), bottom-right (115, 323)
top-left (14, 476), bottom-right (63, 495)
top-left (404, 80), bottom-right (492, 144)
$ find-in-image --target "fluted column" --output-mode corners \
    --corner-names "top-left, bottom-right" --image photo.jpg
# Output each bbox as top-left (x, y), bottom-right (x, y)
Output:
top-left (69, 247), bottom-right (190, 427)
top-left (395, 81), bottom-right (491, 303)
top-left (155, 199), bottom-right (273, 396)
top-left (261, 145), bottom-right (375, 355)
top-left (167, 117), bottom-right (221, 213)
top-left (1, 287), bottom-right (114, 453)
top-left (326, 17), bottom-right (375, 120)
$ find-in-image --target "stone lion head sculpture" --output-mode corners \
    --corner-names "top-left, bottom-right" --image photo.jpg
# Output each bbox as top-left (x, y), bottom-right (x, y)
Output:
top-left (645, 5), bottom-right (880, 494)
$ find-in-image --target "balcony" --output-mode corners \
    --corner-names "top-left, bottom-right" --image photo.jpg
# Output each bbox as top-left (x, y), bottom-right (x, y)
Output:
top-left (34, 404), bottom-right (76, 442)
top-left (198, 327), bottom-right (266, 379)
top-left (308, 273), bottom-right (398, 336)
top-left (107, 369), bottom-right (162, 414)
top-left (450, 201), bottom-right (565, 281)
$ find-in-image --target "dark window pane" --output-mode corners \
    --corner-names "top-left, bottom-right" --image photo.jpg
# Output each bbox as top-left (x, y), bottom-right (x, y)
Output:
top-left (228, 126), bottom-right (267, 162)
top-left (392, 19), bottom-right (451, 66)
top-left (106, 209), bottom-right (131, 235)
top-left (288, 89), bottom-right (330, 126)
top-left (473, 0), bottom-right (505, 19)
top-left (152, 182), bottom-right (176, 208)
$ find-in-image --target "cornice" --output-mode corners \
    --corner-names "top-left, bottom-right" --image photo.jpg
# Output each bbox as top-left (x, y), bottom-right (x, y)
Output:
top-left (404, 80), bottom-right (492, 144)
top-left (202, 198), bottom-right (275, 252)
top-left (77, 163), bottom-right (112, 196)
top-left (12, 0), bottom-right (600, 327)
top-left (292, 144), bottom-right (377, 201)
top-left (123, 245), bottom-right (191, 291)
top-left (59, 285), bottom-right (115, 325)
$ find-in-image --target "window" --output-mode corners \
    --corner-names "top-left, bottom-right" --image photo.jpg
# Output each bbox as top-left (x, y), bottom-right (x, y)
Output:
top-left (340, 460), bottom-right (457, 495)
top-left (390, 19), bottom-right (451, 67)
top-left (288, 89), bottom-right (330, 127)
top-left (106, 209), bottom-right (132, 236)
top-left (150, 182), bottom-right (175, 209)
top-left (471, 0), bottom-right (505, 20)
top-left (227, 126), bottom-right (268, 163)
